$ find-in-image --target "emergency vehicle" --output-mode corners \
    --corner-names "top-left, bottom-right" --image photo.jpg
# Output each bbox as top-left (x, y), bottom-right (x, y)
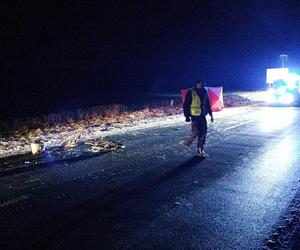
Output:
top-left (266, 67), bottom-right (300, 105)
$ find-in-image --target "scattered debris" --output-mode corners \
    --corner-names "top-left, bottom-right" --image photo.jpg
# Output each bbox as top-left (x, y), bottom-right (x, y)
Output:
top-left (157, 155), bottom-right (167, 160)
top-left (61, 132), bottom-right (82, 148)
top-left (85, 140), bottom-right (124, 153)
top-left (30, 143), bottom-right (42, 155)
top-left (185, 202), bottom-right (193, 209)
top-left (266, 239), bottom-right (276, 248)
top-left (0, 101), bottom-right (182, 158)
top-left (174, 201), bottom-right (181, 206)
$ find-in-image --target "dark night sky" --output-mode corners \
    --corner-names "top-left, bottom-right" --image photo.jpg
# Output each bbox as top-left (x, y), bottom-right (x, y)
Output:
top-left (1, 1), bottom-right (300, 118)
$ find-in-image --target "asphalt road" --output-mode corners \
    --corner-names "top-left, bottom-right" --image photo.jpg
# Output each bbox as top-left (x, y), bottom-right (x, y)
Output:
top-left (1, 106), bottom-right (300, 250)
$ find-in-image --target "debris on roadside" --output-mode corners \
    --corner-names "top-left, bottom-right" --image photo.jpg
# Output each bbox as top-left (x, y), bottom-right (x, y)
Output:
top-left (85, 139), bottom-right (124, 153)
top-left (61, 132), bottom-right (82, 149)
top-left (30, 143), bottom-right (42, 155)
top-left (0, 138), bottom-right (125, 173)
top-left (0, 101), bottom-right (182, 158)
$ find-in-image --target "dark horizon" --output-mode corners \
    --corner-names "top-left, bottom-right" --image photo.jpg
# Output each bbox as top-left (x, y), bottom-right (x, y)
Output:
top-left (1, 1), bottom-right (300, 118)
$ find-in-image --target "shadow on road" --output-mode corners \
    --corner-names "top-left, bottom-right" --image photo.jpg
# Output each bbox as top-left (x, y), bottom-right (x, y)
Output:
top-left (152, 155), bottom-right (205, 186)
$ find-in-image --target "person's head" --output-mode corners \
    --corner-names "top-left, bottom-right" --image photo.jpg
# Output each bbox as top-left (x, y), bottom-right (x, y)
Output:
top-left (195, 80), bottom-right (205, 90)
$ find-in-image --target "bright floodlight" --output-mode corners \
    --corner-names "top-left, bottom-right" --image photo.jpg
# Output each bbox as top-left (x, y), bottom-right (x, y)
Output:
top-left (286, 73), bottom-right (300, 90)
top-left (277, 85), bottom-right (287, 94)
top-left (266, 68), bottom-right (289, 84)
top-left (266, 89), bottom-right (276, 103)
top-left (279, 93), bottom-right (294, 104)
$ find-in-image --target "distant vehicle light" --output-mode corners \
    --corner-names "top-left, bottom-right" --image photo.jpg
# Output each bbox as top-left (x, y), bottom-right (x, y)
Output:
top-left (277, 85), bottom-right (287, 94)
top-left (278, 93), bottom-right (294, 104)
top-left (266, 68), bottom-right (289, 84)
top-left (287, 82), bottom-right (296, 90)
top-left (266, 95), bottom-right (276, 103)
top-left (286, 73), bottom-right (300, 90)
top-left (267, 88), bottom-right (275, 94)
top-left (266, 89), bottom-right (276, 103)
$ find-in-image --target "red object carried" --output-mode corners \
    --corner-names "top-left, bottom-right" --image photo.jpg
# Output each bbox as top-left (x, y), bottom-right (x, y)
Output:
top-left (180, 88), bottom-right (190, 103)
top-left (180, 87), bottom-right (224, 112)
top-left (207, 87), bottom-right (224, 112)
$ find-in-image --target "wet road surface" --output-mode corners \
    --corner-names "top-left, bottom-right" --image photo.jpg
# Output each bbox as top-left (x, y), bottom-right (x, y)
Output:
top-left (1, 106), bottom-right (300, 249)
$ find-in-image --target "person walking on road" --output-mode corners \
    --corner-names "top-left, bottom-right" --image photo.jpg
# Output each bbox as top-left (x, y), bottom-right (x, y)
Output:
top-left (182, 80), bottom-right (214, 157)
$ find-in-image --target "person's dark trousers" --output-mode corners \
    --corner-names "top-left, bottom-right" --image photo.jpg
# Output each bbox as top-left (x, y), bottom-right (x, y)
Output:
top-left (184, 115), bottom-right (207, 149)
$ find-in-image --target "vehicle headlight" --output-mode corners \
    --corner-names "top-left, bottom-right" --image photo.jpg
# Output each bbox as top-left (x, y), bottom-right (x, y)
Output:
top-left (266, 88), bottom-right (276, 103)
top-left (278, 93), bottom-right (294, 104)
top-left (276, 86), bottom-right (287, 94)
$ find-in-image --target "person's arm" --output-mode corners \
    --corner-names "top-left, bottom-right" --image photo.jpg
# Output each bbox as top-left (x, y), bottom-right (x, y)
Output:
top-left (206, 91), bottom-right (214, 122)
top-left (183, 90), bottom-right (192, 121)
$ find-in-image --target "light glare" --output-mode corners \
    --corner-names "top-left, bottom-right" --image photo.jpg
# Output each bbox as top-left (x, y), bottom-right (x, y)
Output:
top-left (279, 93), bottom-right (294, 104)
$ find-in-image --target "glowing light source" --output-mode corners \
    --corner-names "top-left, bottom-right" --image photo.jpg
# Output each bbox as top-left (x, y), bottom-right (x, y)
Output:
top-left (278, 93), bottom-right (294, 104)
top-left (277, 85), bottom-right (287, 95)
top-left (259, 107), bottom-right (295, 132)
top-left (286, 73), bottom-right (300, 90)
top-left (266, 89), bottom-right (276, 103)
top-left (266, 68), bottom-right (289, 84)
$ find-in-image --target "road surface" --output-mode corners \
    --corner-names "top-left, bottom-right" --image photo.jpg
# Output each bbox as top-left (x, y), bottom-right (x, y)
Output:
top-left (1, 106), bottom-right (300, 249)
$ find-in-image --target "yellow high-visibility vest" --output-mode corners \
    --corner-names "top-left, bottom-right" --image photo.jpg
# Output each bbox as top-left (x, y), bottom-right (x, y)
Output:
top-left (190, 90), bottom-right (202, 116)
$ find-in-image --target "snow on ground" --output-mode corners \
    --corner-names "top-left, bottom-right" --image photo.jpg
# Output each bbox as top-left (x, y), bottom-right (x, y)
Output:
top-left (0, 91), bottom-right (265, 159)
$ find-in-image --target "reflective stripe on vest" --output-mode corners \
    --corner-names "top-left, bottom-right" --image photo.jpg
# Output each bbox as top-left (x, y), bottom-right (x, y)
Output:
top-left (190, 90), bottom-right (202, 116)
